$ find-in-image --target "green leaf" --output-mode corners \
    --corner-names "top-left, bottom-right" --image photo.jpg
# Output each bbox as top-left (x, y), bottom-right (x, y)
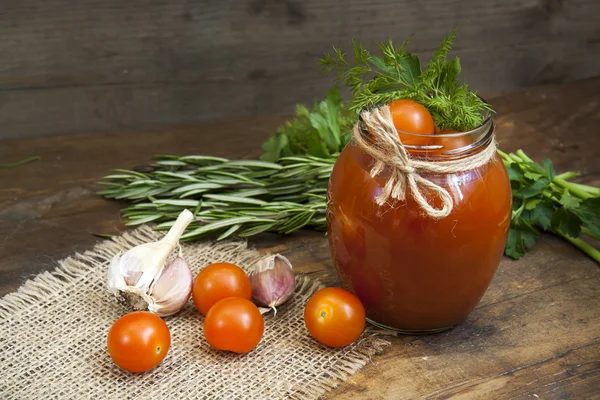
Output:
top-left (238, 222), bottom-right (278, 237)
top-left (309, 112), bottom-right (336, 151)
top-left (228, 160), bottom-right (283, 170)
top-left (506, 164), bottom-right (524, 182)
top-left (203, 194), bottom-right (267, 206)
top-left (516, 178), bottom-right (550, 199)
top-left (398, 54), bottom-right (421, 85)
top-left (0, 156), bottom-right (40, 168)
top-left (524, 160), bottom-right (555, 180)
top-left (552, 206), bottom-right (583, 238)
top-left (216, 224), bottom-right (242, 240)
top-left (505, 219), bottom-right (540, 260)
top-left (181, 217), bottom-right (274, 240)
top-left (575, 197), bottom-right (600, 237)
top-left (559, 192), bottom-right (581, 210)
top-left (369, 56), bottom-right (396, 77)
top-left (154, 199), bottom-right (200, 207)
top-left (171, 182), bottom-right (223, 194)
top-left (529, 201), bottom-right (554, 230)
top-left (524, 199), bottom-right (541, 211)
top-left (125, 214), bottom-right (163, 226)
top-left (524, 171), bottom-right (543, 180)
top-left (542, 159), bottom-right (556, 181)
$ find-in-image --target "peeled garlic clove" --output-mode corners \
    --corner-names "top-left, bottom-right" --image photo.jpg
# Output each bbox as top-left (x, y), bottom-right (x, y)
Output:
top-left (250, 254), bottom-right (295, 314)
top-left (148, 256), bottom-right (193, 317)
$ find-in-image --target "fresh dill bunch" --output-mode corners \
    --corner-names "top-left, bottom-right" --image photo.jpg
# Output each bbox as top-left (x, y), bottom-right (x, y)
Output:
top-left (261, 88), bottom-right (353, 162)
top-left (319, 27), bottom-right (492, 131)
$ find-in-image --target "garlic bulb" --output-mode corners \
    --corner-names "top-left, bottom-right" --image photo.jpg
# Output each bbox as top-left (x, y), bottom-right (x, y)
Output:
top-left (108, 209), bottom-right (194, 316)
top-left (249, 254), bottom-right (295, 314)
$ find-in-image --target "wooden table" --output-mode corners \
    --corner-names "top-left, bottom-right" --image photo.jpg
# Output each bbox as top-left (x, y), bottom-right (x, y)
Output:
top-left (1, 78), bottom-right (599, 399)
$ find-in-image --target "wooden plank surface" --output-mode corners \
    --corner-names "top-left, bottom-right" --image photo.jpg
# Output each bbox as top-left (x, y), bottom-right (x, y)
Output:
top-left (1, 0), bottom-right (600, 139)
top-left (1, 79), bottom-right (600, 398)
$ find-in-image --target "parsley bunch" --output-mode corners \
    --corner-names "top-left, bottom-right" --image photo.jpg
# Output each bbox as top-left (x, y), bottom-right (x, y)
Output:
top-left (260, 88), bottom-right (353, 162)
top-left (319, 28), bottom-right (491, 131)
top-left (499, 149), bottom-right (600, 262)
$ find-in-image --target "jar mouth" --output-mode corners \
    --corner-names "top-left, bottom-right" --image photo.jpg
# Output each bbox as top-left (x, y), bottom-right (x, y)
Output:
top-left (358, 109), bottom-right (495, 159)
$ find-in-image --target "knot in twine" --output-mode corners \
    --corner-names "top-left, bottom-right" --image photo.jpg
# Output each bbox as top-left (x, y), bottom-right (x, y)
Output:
top-left (353, 106), bottom-right (497, 219)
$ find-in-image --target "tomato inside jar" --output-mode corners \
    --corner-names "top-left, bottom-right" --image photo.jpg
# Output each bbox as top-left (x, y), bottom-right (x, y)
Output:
top-left (326, 116), bottom-right (511, 333)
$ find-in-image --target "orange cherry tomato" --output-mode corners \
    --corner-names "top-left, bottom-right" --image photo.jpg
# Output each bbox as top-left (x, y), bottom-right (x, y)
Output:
top-left (431, 129), bottom-right (474, 155)
top-left (304, 287), bottom-right (366, 348)
top-left (107, 311), bottom-right (170, 373)
top-left (192, 262), bottom-right (252, 315)
top-left (387, 99), bottom-right (435, 146)
top-left (203, 297), bottom-right (264, 353)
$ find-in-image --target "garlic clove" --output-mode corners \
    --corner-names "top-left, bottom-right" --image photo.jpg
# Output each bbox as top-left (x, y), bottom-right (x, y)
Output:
top-left (148, 256), bottom-right (193, 316)
top-left (250, 254), bottom-right (295, 314)
top-left (107, 209), bottom-right (195, 316)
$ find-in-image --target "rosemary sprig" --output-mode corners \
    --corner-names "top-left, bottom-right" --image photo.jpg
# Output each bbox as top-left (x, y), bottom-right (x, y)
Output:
top-left (320, 27), bottom-right (491, 131)
top-left (0, 156), bottom-right (40, 168)
top-left (99, 155), bottom-right (334, 240)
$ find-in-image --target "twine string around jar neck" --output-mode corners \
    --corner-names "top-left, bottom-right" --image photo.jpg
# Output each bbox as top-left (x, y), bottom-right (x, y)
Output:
top-left (353, 106), bottom-right (498, 219)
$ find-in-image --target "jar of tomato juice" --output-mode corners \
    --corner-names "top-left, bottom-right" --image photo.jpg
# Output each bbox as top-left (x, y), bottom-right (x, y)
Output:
top-left (326, 114), bottom-right (511, 333)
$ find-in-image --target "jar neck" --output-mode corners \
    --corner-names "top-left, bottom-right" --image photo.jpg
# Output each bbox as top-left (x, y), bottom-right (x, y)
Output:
top-left (358, 115), bottom-right (495, 162)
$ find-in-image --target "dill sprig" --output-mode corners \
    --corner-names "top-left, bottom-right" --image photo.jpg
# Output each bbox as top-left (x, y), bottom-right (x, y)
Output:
top-left (319, 27), bottom-right (492, 131)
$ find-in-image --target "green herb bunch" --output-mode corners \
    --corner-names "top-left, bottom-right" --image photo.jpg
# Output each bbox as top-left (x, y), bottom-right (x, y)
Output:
top-left (98, 155), bottom-right (334, 241)
top-left (320, 28), bottom-right (491, 131)
top-left (261, 88), bottom-right (353, 162)
top-left (499, 149), bottom-right (600, 262)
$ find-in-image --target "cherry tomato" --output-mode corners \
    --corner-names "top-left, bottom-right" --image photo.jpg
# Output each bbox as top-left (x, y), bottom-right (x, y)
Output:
top-left (107, 311), bottom-right (170, 373)
top-left (192, 262), bottom-right (252, 315)
top-left (304, 287), bottom-right (366, 348)
top-left (203, 297), bottom-right (264, 353)
top-left (387, 99), bottom-right (435, 146)
top-left (430, 129), bottom-right (474, 155)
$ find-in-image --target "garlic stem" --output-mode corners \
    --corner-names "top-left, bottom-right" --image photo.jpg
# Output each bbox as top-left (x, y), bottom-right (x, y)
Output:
top-left (163, 209), bottom-right (194, 246)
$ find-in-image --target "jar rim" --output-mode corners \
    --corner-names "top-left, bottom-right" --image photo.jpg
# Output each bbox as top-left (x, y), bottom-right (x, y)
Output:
top-left (357, 108), bottom-right (495, 158)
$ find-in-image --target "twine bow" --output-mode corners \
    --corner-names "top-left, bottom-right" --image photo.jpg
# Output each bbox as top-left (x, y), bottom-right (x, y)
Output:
top-left (353, 106), bottom-right (497, 219)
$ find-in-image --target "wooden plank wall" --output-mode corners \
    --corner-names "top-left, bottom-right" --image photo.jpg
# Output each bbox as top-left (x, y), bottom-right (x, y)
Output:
top-left (0, 0), bottom-right (599, 139)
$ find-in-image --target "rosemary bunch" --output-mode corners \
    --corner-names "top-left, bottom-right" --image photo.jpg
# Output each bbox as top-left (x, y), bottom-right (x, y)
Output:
top-left (98, 155), bottom-right (335, 241)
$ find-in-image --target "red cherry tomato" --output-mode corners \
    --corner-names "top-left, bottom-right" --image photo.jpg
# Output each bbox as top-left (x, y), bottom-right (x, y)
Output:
top-left (304, 287), bottom-right (366, 348)
top-left (431, 129), bottom-right (474, 155)
top-left (192, 262), bottom-right (252, 315)
top-left (203, 297), bottom-right (264, 353)
top-left (107, 311), bottom-right (170, 373)
top-left (387, 99), bottom-right (435, 146)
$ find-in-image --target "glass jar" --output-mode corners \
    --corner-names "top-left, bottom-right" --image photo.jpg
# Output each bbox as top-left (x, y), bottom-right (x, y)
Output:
top-left (326, 116), bottom-right (511, 333)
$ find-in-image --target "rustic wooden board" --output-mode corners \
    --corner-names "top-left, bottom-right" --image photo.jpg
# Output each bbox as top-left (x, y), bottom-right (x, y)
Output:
top-left (1, 79), bottom-right (599, 398)
top-left (1, 0), bottom-right (600, 139)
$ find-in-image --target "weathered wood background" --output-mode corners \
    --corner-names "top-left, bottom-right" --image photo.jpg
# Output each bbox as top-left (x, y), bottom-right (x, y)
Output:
top-left (1, 0), bottom-right (599, 139)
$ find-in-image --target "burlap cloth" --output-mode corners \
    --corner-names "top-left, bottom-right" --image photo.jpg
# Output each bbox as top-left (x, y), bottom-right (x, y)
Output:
top-left (0, 226), bottom-right (391, 399)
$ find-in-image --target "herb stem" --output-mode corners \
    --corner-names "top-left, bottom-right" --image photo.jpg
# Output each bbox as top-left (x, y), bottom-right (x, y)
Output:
top-left (555, 171), bottom-right (578, 180)
top-left (582, 227), bottom-right (600, 242)
top-left (553, 177), bottom-right (593, 200)
top-left (515, 149), bottom-right (533, 163)
top-left (0, 156), bottom-right (40, 168)
top-left (554, 229), bottom-right (600, 264)
top-left (567, 182), bottom-right (600, 197)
